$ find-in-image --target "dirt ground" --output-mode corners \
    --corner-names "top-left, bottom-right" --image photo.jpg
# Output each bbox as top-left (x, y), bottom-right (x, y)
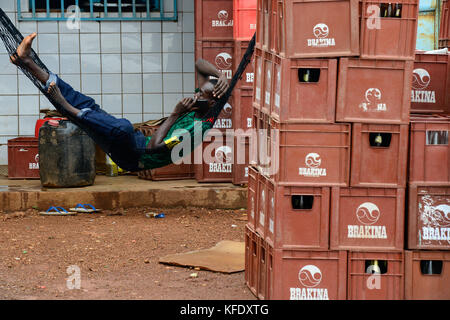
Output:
top-left (0, 206), bottom-right (256, 300)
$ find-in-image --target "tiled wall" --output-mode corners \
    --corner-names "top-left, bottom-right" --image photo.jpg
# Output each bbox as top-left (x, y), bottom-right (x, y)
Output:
top-left (0, 0), bottom-right (195, 165)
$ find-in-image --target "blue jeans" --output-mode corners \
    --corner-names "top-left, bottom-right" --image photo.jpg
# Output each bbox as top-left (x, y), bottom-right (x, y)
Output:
top-left (47, 73), bottom-right (147, 172)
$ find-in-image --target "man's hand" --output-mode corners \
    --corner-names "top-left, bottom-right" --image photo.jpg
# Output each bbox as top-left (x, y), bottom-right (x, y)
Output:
top-left (173, 97), bottom-right (198, 116)
top-left (213, 73), bottom-right (229, 99)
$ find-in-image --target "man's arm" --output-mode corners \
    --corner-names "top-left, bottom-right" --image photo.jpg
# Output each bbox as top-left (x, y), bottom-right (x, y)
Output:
top-left (195, 59), bottom-right (229, 98)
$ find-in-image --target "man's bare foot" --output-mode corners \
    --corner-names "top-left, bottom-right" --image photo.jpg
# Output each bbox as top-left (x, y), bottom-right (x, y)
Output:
top-left (47, 82), bottom-right (68, 107)
top-left (10, 33), bottom-right (36, 66)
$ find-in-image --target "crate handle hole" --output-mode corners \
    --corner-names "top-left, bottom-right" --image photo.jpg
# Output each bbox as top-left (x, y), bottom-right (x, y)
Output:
top-left (379, 3), bottom-right (402, 18)
top-left (426, 131), bottom-right (448, 145)
top-left (369, 132), bottom-right (392, 147)
top-left (420, 260), bottom-right (443, 275)
top-left (291, 195), bottom-right (314, 210)
top-left (365, 260), bottom-right (388, 274)
top-left (298, 68), bottom-right (320, 83)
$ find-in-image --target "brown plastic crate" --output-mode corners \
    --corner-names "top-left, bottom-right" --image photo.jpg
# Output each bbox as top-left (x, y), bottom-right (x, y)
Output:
top-left (270, 56), bottom-right (337, 123)
top-left (194, 131), bottom-right (233, 183)
top-left (7, 137), bottom-right (40, 180)
top-left (257, 0), bottom-right (360, 58)
top-left (256, 171), bottom-right (269, 238)
top-left (261, 49), bottom-right (274, 115)
top-left (439, 0), bottom-right (449, 46)
top-left (330, 187), bottom-right (405, 251)
top-left (245, 224), bottom-right (259, 297)
top-left (252, 48), bottom-right (264, 111)
top-left (233, 88), bottom-right (254, 131)
top-left (266, 248), bottom-right (347, 300)
top-left (409, 117), bottom-right (450, 185)
top-left (407, 185), bottom-right (450, 250)
top-left (194, 0), bottom-right (234, 41)
top-left (348, 251), bottom-right (404, 300)
top-left (336, 58), bottom-right (413, 124)
top-left (247, 166), bottom-right (259, 230)
top-left (350, 123), bottom-right (409, 188)
top-left (266, 182), bottom-right (330, 250)
top-left (257, 235), bottom-right (268, 300)
top-left (234, 40), bottom-right (255, 91)
top-left (359, 0), bottom-right (419, 60)
top-left (405, 250), bottom-right (450, 300)
top-left (136, 125), bottom-right (194, 181)
top-left (411, 52), bottom-right (450, 115)
top-left (232, 133), bottom-right (250, 185)
top-left (195, 40), bottom-right (235, 82)
top-left (269, 121), bottom-right (351, 186)
top-left (233, 0), bottom-right (257, 41)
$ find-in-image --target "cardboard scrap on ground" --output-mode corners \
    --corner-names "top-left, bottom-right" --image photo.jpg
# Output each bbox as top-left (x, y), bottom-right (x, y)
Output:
top-left (159, 240), bottom-right (245, 274)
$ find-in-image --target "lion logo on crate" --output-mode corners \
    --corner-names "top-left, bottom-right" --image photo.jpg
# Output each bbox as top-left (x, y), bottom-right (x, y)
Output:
top-left (411, 69), bottom-right (436, 104)
top-left (359, 88), bottom-right (386, 112)
top-left (215, 146), bottom-right (232, 164)
top-left (419, 195), bottom-right (450, 244)
top-left (291, 265), bottom-right (329, 300)
top-left (305, 153), bottom-right (321, 168)
top-left (299, 153), bottom-right (327, 177)
top-left (299, 265), bottom-right (322, 288)
top-left (356, 202), bottom-right (381, 225)
top-left (215, 52), bottom-right (232, 69)
top-left (313, 23), bottom-right (329, 38)
top-left (308, 23), bottom-right (335, 47)
top-left (348, 202), bottom-right (387, 239)
top-left (29, 153), bottom-right (39, 170)
top-left (218, 10), bottom-right (229, 20)
top-left (212, 10), bottom-right (233, 28)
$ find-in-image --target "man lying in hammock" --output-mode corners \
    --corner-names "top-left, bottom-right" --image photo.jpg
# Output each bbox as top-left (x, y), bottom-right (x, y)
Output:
top-left (9, 33), bottom-right (230, 172)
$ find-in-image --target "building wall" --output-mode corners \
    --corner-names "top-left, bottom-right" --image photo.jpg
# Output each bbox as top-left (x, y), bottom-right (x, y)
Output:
top-left (0, 0), bottom-right (195, 165)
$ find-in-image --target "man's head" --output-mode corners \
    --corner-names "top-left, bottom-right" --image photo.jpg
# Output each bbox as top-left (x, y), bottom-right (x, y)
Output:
top-left (194, 79), bottom-right (218, 111)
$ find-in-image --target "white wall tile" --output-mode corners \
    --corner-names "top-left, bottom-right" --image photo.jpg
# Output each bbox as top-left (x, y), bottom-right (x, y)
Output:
top-left (163, 0), bottom-right (175, 12)
top-left (123, 94), bottom-right (143, 114)
top-left (39, 94), bottom-right (54, 111)
top-left (80, 21), bottom-right (100, 33)
top-left (101, 54), bottom-right (122, 74)
top-left (0, 75), bottom-right (18, 94)
top-left (142, 21), bottom-right (161, 33)
top-left (182, 33), bottom-right (195, 53)
top-left (163, 94), bottom-right (181, 115)
top-left (183, 53), bottom-right (195, 72)
top-left (18, 21), bottom-right (37, 34)
top-left (39, 54), bottom-right (60, 74)
top-left (100, 33), bottom-right (121, 53)
top-left (38, 34), bottom-right (58, 54)
top-left (80, 54), bottom-right (101, 74)
top-left (183, 73), bottom-right (195, 93)
top-left (123, 113), bottom-right (142, 124)
top-left (143, 113), bottom-right (163, 121)
top-left (0, 116), bottom-right (18, 135)
top-left (18, 95), bottom-right (39, 115)
top-left (122, 33), bottom-right (141, 53)
top-left (0, 96), bottom-right (18, 115)
top-left (80, 34), bottom-right (100, 53)
top-left (143, 94), bottom-right (163, 113)
top-left (2, 1), bottom-right (16, 12)
top-left (143, 53), bottom-right (162, 72)
top-left (163, 73), bottom-right (183, 93)
top-left (60, 54), bottom-right (80, 74)
top-left (38, 21), bottom-right (58, 33)
top-left (181, 0), bottom-right (195, 12)
top-left (0, 145), bottom-right (7, 165)
top-left (143, 73), bottom-right (162, 93)
top-left (59, 21), bottom-right (80, 34)
top-left (0, 55), bottom-right (18, 75)
top-left (102, 95), bottom-right (122, 114)
top-left (19, 115), bottom-right (39, 136)
top-left (122, 54), bottom-right (142, 73)
top-left (59, 34), bottom-right (80, 54)
top-left (182, 13), bottom-right (194, 32)
top-left (162, 53), bottom-right (182, 72)
top-left (59, 74), bottom-right (81, 92)
top-left (81, 74), bottom-right (101, 94)
top-left (142, 33), bottom-right (162, 53)
top-left (122, 74), bottom-right (142, 94)
top-left (100, 22), bottom-right (121, 33)
top-left (122, 21), bottom-right (141, 33)
top-left (162, 15), bottom-right (182, 33)
top-left (163, 33), bottom-right (182, 52)
top-left (18, 74), bottom-right (39, 95)
top-left (102, 74), bottom-right (122, 94)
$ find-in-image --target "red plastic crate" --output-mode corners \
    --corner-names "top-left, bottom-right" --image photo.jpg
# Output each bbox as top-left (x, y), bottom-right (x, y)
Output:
top-left (336, 58), bottom-right (413, 124)
top-left (136, 125), bottom-right (194, 181)
top-left (257, 235), bottom-right (268, 300)
top-left (407, 185), bottom-right (450, 250)
top-left (411, 52), bottom-right (450, 114)
top-left (261, 50), bottom-right (274, 115)
top-left (266, 182), bottom-right (330, 250)
top-left (232, 133), bottom-right (250, 185)
top-left (194, 131), bottom-right (233, 183)
top-left (233, 88), bottom-right (254, 130)
top-left (245, 224), bottom-right (259, 297)
top-left (350, 123), bottom-right (409, 188)
top-left (269, 121), bottom-right (351, 186)
top-left (409, 117), bottom-right (450, 185)
top-left (7, 137), bottom-right (40, 179)
top-left (405, 250), bottom-right (450, 300)
top-left (256, 171), bottom-right (269, 238)
top-left (252, 48), bottom-right (264, 110)
top-left (270, 56), bottom-right (337, 123)
top-left (330, 187), bottom-right (405, 251)
top-left (267, 248), bottom-right (347, 300)
top-left (194, 0), bottom-right (234, 41)
top-left (233, 0), bottom-right (257, 41)
top-left (234, 40), bottom-right (255, 90)
top-left (247, 166), bottom-right (259, 230)
top-left (257, 0), bottom-right (360, 58)
top-left (439, 0), bottom-right (449, 48)
top-left (195, 40), bottom-right (235, 82)
top-left (347, 251), bottom-right (404, 300)
top-left (359, 0), bottom-right (419, 60)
